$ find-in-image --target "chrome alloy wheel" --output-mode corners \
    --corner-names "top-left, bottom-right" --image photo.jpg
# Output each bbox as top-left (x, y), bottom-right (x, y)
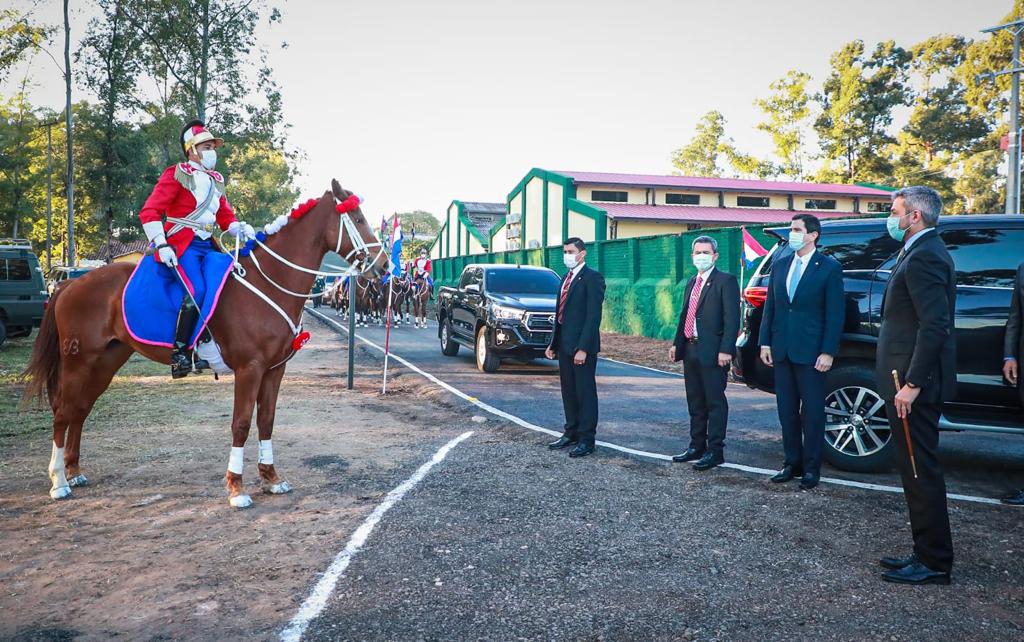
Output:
top-left (824, 385), bottom-right (891, 458)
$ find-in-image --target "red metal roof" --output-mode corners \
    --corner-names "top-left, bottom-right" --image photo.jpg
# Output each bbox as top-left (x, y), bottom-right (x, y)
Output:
top-left (556, 170), bottom-right (892, 197)
top-left (598, 203), bottom-right (870, 224)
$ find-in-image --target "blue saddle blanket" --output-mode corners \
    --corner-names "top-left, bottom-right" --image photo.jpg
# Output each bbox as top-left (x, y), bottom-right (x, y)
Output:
top-left (122, 239), bottom-right (234, 348)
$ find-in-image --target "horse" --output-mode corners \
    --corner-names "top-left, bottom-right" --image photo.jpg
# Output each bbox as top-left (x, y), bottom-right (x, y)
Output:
top-left (353, 275), bottom-right (380, 327)
top-left (379, 275), bottom-right (409, 327)
top-left (411, 274), bottom-right (432, 329)
top-left (21, 180), bottom-right (388, 508)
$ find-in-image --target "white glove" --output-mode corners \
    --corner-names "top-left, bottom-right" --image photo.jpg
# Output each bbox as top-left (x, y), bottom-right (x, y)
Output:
top-left (227, 221), bottom-right (256, 240)
top-left (157, 245), bottom-right (178, 268)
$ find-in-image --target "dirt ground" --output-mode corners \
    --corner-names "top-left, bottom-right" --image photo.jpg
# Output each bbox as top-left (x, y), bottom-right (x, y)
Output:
top-left (600, 331), bottom-right (684, 375)
top-left (0, 321), bottom-right (474, 641)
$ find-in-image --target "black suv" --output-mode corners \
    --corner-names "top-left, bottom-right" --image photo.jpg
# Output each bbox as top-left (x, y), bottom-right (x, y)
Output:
top-left (0, 239), bottom-right (48, 347)
top-left (436, 264), bottom-right (560, 372)
top-left (734, 215), bottom-right (1024, 472)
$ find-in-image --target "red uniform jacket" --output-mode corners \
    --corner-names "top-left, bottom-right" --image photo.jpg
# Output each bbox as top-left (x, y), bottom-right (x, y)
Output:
top-left (139, 163), bottom-right (237, 258)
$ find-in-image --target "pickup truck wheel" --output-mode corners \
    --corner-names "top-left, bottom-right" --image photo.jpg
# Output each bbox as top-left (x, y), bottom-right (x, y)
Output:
top-left (821, 365), bottom-right (896, 473)
top-left (0, 323), bottom-right (7, 348)
top-left (440, 318), bottom-right (459, 356)
top-left (475, 325), bottom-right (500, 373)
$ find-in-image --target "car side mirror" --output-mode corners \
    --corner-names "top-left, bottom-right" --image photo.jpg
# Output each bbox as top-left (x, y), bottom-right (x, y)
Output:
top-left (465, 283), bottom-right (480, 293)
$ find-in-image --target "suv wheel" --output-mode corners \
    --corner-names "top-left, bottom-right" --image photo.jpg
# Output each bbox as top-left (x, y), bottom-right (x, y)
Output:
top-left (475, 325), bottom-right (500, 373)
top-left (0, 323), bottom-right (6, 348)
top-left (440, 318), bottom-right (459, 356)
top-left (822, 365), bottom-right (895, 473)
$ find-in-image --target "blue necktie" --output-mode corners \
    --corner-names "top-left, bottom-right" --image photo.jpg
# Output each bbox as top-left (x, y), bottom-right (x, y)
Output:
top-left (788, 257), bottom-right (803, 301)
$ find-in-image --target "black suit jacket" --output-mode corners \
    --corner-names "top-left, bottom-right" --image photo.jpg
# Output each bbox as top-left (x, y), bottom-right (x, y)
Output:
top-left (549, 264), bottom-right (605, 356)
top-left (876, 229), bottom-right (956, 404)
top-left (672, 268), bottom-right (740, 367)
top-left (758, 250), bottom-right (845, 365)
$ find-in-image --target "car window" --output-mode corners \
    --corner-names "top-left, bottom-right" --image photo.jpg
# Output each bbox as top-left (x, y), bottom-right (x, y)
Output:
top-left (818, 230), bottom-right (900, 271)
top-left (1, 258), bottom-right (32, 281)
top-left (941, 227), bottom-right (1024, 288)
top-left (458, 269), bottom-right (475, 289)
top-left (485, 269), bottom-right (560, 294)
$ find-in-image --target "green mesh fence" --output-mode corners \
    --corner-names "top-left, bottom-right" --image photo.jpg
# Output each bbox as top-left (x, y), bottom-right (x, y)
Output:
top-left (432, 224), bottom-right (778, 339)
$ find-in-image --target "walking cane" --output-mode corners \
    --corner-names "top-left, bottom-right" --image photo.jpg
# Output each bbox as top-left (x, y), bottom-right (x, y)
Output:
top-left (891, 369), bottom-right (919, 479)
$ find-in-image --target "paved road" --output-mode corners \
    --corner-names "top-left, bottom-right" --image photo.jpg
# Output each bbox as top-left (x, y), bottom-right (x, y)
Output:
top-left (304, 308), bottom-right (1024, 501)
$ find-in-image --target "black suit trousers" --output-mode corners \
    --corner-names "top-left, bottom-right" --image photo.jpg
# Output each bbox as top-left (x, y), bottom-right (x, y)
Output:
top-left (885, 400), bottom-right (953, 572)
top-left (682, 342), bottom-right (729, 455)
top-left (558, 351), bottom-right (598, 445)
top-left (773, 358), bottom-right (826, 477)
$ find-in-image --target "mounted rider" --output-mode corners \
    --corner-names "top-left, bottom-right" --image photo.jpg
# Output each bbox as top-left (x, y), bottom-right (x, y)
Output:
top-left (411, 248), bottom-right (433, 295)
top-left (138, 120), bottom-right (255, 378)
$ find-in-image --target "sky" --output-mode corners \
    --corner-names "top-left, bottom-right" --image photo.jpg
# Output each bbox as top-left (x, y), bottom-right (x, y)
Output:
top-left (10, 0), bottom-right (1014, 223)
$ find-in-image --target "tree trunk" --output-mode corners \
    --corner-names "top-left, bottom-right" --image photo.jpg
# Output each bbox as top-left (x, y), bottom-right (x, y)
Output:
top-left (198, 0), bottom-right (210, 120)
top-left (64, 0), bottom-right (76, 266)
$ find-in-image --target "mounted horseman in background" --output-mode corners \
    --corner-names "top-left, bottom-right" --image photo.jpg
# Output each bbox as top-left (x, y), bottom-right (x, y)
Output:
top-left (139, 120), bottom-right (256, 378)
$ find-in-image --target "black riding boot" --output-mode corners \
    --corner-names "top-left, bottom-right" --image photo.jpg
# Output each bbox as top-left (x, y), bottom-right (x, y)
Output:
top-left (171, 297), bottom-right (209, 379)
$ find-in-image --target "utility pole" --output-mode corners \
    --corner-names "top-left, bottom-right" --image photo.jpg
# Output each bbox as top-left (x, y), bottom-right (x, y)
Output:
top-left (980, 19), bottom-right (1024, 215)
top-left (63, 0), bottom-right (76, 263)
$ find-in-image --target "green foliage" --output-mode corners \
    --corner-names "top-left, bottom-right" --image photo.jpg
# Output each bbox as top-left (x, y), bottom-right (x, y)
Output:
top-left (671, 111), bottom-right (726, 177)
top-left (0, 9), bottom-right (52, 82)
top-left (755, 70), bottom-right (812, 179)
top-left (223, 138), bottom-right (299, 225)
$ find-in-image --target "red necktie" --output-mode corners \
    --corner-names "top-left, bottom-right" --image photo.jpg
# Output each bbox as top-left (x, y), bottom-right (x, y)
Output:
top-left (683, 275), bottom-right (704, 339)
top-left (557, 273), bottom-right (573, 323)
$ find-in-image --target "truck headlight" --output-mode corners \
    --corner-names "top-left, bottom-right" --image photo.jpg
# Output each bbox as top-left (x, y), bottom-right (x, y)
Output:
top-left (492, 305), bottom-right (525, 321)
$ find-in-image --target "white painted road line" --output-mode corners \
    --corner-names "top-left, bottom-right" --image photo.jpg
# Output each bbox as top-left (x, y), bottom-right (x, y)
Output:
top-left (280, 430), bottom-right (475, 642)
top-left (304, 308), bottom-right (1003, 506)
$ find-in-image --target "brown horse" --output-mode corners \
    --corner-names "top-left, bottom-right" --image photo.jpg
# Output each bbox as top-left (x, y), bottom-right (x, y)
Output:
top-left (22, 180), bottom-right (387, 507)
top-left (352, 275), bottom-right (381, 327)
top-left (411, 275), bottom-right (431, 328)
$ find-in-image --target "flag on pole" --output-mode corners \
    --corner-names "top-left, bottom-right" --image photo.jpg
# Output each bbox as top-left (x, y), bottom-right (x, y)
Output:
top-left (741, 226), bottom-right (768, 268)
top-left (390, 214), bottom-right (403, 277)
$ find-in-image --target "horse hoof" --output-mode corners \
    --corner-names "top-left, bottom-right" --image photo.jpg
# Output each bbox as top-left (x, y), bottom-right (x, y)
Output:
top-left (68, 474), bottom-right (89, 487)
top-left (266, 481), bottom-right (292, 495)
top-left (229, 494), bottom-right (253, 508)
top-left (50, 486), bottom-right (72, 500)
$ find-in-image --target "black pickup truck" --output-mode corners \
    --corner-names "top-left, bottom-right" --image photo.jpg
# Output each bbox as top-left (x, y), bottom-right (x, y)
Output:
top-left (734, 214), bottom-right (1024, 473)
top-left (436, 264), bottom-right (561, 372)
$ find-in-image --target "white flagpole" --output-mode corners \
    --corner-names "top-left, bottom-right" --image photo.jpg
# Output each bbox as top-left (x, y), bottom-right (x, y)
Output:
top-left (382, 273), bottom-right (395, 394)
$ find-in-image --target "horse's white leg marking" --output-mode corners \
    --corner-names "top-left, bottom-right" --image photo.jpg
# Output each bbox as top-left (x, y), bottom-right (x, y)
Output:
top-left (259, 439), bottom-right (291, 494)
top-left (227, 446), bottom-right (252, 508)
top-left (48, 441), bottom-right (72, 499)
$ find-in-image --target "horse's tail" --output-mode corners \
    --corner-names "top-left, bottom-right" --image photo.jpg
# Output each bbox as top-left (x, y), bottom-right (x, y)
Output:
top-left (20, 286), bottom-right (62, 410)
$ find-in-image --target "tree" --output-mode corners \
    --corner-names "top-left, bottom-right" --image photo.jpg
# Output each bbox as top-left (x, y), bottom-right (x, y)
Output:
top-left (123, 0), bottom-right (284, 139)
top-left (0, 9), bottom-right (51, 82)
top-left (222, 137), bottom-right (298, 225)
top-left (671, 111), bottom-right (726, 176)
top-left (755, 70), bottom-right (813, 179)
top-left (815, 40), bottom-right (911, 182)
top-left (955, 150), bottom-right (1003, 214)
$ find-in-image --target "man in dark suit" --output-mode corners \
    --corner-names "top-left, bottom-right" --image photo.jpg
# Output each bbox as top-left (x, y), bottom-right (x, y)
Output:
top-left (546, 237), bottom-right (606, 458)
top-left (876, 186), bottom-right (955, 585)
top-left (669, 235), bottom-right (740, 471)
top-left (758, 214), bottom-right (844, 490)
top-left (1001, 261), bottom-right (1024, 505)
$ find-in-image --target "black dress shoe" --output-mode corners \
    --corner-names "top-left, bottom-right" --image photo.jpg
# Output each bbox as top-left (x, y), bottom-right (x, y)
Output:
top-left (798, 473), bottom-right (819, 490)
top-left (568, 443), bottom-right (595, 458)
top-left (881, 562), bottom-right (951, 585)
top-left (692, 452), bottom-right (724, 471)
top-left (880, 554), bottom-right (916, 570)
top-left (547, 436), bottom-right (578, 450)
top-left (770, 464), bottom-right (802, 483)
top-left (1001, 489), bottom-right (1024, 506)
top-left (672, 447), bottom-right (705, 463)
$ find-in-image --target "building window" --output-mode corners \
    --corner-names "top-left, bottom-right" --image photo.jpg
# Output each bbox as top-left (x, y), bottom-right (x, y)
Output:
top-left (666, 193), bottom-right (700, 205)
top-left (591, 190), bottom-right (628, 202)
top-left (805, 199), bottom-right (837, 210)
top-left (736, 195), bottom-right (770, 207)
top-left (867, 201), bottom-right (891, 213)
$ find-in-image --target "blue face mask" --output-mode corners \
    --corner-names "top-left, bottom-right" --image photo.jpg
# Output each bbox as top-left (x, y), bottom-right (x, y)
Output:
top-left (788, 231), bottom-right (806, 252)
top-left (886, 213), bottom-right (907, 242)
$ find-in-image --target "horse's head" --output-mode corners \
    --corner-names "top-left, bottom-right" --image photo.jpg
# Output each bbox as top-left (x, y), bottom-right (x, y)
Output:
top-left (330, 179), bottom-right (389, 278)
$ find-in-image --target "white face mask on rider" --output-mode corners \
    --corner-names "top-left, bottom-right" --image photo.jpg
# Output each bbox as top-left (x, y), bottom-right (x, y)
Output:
top-left (200, 149), bottom-right (217, 170)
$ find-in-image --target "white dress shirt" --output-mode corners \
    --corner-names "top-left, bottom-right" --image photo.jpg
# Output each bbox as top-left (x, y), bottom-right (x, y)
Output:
top-left (786, 247), bottom-right (816, 300)
top-left (688, 267), bottom-right (714, 338)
